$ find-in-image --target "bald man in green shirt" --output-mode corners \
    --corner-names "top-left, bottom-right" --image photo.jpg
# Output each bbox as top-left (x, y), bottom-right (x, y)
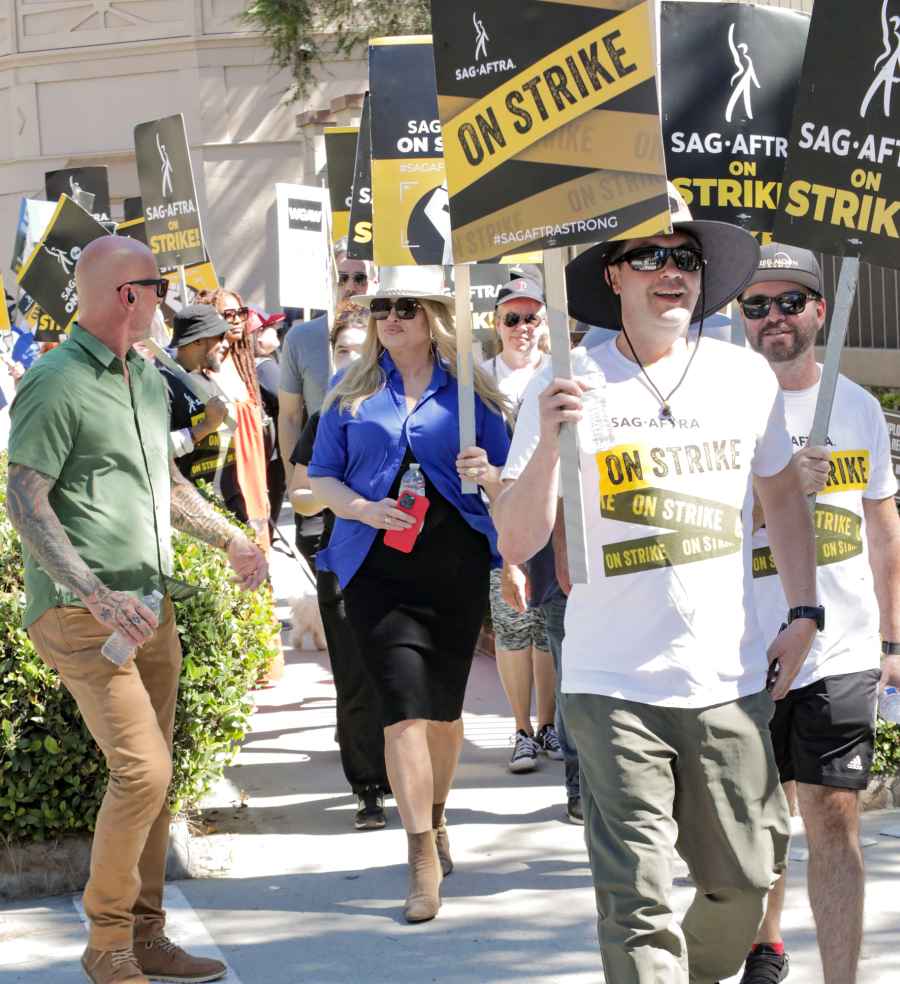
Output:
top-left (6, 236), bottom-right (267, 984)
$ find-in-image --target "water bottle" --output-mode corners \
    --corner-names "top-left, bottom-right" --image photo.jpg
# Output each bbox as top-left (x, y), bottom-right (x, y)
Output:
top-left (101, 590), bottom-right (164, 667)
top-left (879, 685), bottom-right (900, 724)
top-left (398, 462), bottom-right (426, 499)
top-left (571, 348), bottom-right (614, 454)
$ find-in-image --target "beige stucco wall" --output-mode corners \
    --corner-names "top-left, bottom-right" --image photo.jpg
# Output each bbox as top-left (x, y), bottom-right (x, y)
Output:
top-left (0, 0), bottom-right (367, 309)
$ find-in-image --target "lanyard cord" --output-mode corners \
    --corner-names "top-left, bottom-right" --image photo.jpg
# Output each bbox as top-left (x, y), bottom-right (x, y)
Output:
top-left (616, 271), bottom-right (707, 420)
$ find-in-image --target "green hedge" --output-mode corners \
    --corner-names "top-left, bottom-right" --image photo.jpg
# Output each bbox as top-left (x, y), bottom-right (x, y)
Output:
top-left (0, 453), bottom-right (279, 842)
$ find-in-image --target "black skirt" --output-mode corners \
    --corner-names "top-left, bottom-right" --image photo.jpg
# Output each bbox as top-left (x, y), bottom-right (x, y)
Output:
top-left (342, 451), bottom-right (491, 728)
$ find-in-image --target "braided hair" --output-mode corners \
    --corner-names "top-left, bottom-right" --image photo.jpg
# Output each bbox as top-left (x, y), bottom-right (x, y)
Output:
top-left (195, 287), bottom-right (262, 407)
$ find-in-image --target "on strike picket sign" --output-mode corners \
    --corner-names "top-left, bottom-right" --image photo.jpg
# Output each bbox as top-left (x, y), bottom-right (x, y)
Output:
top-left (347, 94), bottom-right (374, 261)
top-left (116, 216), bottom-right (218, 297)
top-left (662, 1), bottom-right (809, 238)
top-left (324, 127), bottom-right (359, 245)
top-left (775, 0), bottom-right (900, 270)
top-left (17, 196), bottom-right (109, 333)
top-left (430, 0), bottom-right (668, 264)
top-left (369, 37), bottom-right (451, 266)
top-left (134, 113), bottom-right (206, 268)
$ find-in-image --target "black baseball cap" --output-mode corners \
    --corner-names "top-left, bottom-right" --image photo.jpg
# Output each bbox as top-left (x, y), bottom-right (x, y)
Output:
top-left (746, 243), bottom-right (823, 294)
top-left (171, 305), bottom-right (229, 348)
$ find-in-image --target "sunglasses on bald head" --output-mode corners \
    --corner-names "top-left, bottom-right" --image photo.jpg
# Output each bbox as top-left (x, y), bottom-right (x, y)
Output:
top-left (739, 291), bottom-right (821, 320)
top-left (116, 278), bottom-right (168, 300)
top-left (610, 244), bottom-right (705, 274)
top-left (502, 311), bottom-right (542, 328)
top-left (339, 272), bottom-right (368, 286)
top-left (370, 297), bottom-right (422, 320)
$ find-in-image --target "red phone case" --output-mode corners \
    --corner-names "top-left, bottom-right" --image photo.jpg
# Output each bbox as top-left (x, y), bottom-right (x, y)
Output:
top-left (384, 493), bottom-right (430, 553)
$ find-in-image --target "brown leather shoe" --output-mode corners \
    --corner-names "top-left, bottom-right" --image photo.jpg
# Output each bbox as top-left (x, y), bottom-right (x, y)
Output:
top-left (134, 936), bottom-right (226, 983)
top-left (404, 830), bottom-right (442, 923)
top-left (81, 947), bottom-right (149, 983)
top-left (432, 802), bottom-right (453, 877)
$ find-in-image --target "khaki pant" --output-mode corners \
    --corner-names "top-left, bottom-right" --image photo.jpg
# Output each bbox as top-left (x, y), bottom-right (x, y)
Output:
top-left (561, 689), bottom-right (790, 984)
top-left (28, 598), bottom-right (182, 951)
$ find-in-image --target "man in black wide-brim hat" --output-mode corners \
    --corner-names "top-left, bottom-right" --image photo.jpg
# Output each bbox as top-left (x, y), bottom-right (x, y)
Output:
top-left (495, 185), bottom-right (821, 984)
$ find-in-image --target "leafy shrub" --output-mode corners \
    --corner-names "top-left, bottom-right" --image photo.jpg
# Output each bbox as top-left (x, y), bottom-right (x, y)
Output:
top-left (0, 453), bottom-right (278, 842)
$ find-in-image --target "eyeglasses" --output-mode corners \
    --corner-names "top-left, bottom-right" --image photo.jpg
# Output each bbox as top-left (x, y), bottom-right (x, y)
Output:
top-left (116, 278), bottom-right (168, 299)
top-left (370, 297), bottom-right (421, 320)
top-left (739, 291), bottom-right (821, 320)
top-left (339, 272), bottom-right (368, 286)
top-left (502, 311), bottom-right (542, 328)
top-left (611, 245), bottom-right (705, 274)
top-left (221, 307), bottom-right (249, 323)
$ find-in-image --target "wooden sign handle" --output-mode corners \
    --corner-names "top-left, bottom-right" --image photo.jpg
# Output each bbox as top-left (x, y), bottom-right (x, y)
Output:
top-left (454, 263), bottom-right (478, 495)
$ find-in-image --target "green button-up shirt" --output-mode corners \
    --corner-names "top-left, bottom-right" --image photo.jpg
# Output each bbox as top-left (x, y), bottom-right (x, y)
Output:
top-left (8, 324), bottom-right (172, 628)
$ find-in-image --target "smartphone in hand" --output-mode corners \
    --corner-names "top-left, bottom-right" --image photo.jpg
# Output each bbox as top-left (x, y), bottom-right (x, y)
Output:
top-left (384, 492), bottom-right (430, 553)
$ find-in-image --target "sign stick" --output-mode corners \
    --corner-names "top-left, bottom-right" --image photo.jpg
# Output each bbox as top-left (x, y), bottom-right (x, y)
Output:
top-left (543, 247), bottom-right (589, 585)
top-left (178, 264), bottom-right (189, 306)
top-left (730, 301), bottom-right (746, 346)
top-left (807, 256), bottom-right (859, 505)
top-left (455, 263), bottom-right (477, 495)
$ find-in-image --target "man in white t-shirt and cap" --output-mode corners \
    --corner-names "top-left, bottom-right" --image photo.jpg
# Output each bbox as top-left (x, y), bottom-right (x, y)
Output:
top-left (494, 185), bottom-right (819, 984)
top-left (736, 243), bottom-right (900, 984)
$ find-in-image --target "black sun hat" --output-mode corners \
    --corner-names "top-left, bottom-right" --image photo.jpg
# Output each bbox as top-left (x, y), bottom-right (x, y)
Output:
top-left (171, 304), bottom-right (229, 348)
top-left (565, 183), bottom-right (761, 328)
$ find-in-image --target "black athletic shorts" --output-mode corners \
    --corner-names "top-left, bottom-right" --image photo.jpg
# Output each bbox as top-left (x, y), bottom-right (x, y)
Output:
top-left (770, 668), bottom-right (880, 790)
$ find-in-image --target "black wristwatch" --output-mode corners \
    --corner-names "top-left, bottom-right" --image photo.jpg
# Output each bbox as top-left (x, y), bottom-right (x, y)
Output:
top-left (882, 641), bottom-right (900, 656)
top-left (787, 605), bottom-right (825, 631)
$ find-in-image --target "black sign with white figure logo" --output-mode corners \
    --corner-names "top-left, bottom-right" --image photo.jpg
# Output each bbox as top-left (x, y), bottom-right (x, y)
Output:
top-left (17, 196), bottom-right (109, 331)
top-left (775, 0), bottom-right (900, 270)
top-left (347, 93), bottom-right (374, 261)
top-left (45, 167), bottom-right (112, 222)
top-left (661, 2), bottom-right (809, 234)
top-left (134, 113), bottom-right (205, 268)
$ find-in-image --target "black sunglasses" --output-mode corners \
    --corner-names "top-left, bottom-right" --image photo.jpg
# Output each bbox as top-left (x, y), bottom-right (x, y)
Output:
top-left (339, 272), bottom-right (368, 286)
top-left (502, 311), bottom-right (542, 328)
top-left (222, 307), bottom-right (250, 323)
top-left (739, 291), bottom-right (821, 320)
top-left (370, 297), bottom-right (421, 320)
top-left (116, 278), bottom-right (168, 300)
top-left (611, 245), bottom-right (705, 274)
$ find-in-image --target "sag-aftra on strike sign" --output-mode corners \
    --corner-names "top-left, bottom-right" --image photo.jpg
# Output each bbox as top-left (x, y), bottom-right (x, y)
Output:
top-left (775, 0), bottom-right (900, 270)
top-left (431, 0), bottom-right (668, 263)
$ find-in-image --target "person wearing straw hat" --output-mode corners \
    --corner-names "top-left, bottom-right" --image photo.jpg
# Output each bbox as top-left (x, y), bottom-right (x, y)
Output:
top-left (737, 243), bottom-right (900, 984)
top-left (494, 185), bottom-right (820, 983)
top-left (307, 265), bottom-right (510, 923)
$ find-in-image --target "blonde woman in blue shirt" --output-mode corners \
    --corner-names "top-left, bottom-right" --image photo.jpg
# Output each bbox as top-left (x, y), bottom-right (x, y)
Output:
top-left (309, 266), bottom-right (509, 924)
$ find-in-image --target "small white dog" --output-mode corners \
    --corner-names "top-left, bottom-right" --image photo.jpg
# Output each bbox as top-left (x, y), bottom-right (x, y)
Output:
top-left (289, 555), bottom-right (327, 651)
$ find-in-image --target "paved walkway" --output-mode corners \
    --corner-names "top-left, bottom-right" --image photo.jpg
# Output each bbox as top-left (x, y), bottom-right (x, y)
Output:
top-left (3, 518), bottom-right (900, 983)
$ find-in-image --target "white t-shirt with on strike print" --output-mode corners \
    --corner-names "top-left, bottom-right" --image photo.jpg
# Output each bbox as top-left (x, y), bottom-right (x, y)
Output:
top-left (752, 371), bottom-right (897, 690)
top-left (503, 336), bottom-right (793, 708)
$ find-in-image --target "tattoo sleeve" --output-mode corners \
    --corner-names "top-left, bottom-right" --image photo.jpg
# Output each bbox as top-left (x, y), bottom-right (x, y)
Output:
top-left (6, 464), bottom-right (105, 602)
top-left (169, 458), bottom-right (241, 550)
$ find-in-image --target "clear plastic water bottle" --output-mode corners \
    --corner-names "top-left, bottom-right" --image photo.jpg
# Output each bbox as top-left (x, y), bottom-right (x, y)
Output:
top-left (879, 686), bottom-right (900, 724)
top-left (398, 462), bottom-right (426, 499)
top-left (571, 348), bottom-right (614, 454)
top-left (101, 589), bottom-right (164, 666)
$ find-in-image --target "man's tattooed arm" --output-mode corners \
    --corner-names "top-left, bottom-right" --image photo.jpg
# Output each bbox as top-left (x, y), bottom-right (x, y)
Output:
top-left (169, 458), bottom-right (241, 550)
top-left (5, 464), bottom-right (154, 641)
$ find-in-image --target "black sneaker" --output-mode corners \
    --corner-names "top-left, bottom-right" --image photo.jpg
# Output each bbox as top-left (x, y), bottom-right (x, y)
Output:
top-left (566, 796), bottom-right (584, 824)
top-left (739, 944), bottom-right (789, 983)
top-left (509, 730), bottom-right (539, 773)
top-left (354, 788), bottom-right (386, 830)
top-left (536, 723), bottom-right (564, 760)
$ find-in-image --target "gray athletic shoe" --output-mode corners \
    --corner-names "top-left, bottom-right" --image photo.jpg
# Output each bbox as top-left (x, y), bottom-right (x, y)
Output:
top-left (509, 730), bottom-right (539, 773)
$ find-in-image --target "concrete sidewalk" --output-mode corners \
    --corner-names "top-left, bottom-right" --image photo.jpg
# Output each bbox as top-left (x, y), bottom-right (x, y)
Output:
top-left (3, 522), bottom-right (900, 983)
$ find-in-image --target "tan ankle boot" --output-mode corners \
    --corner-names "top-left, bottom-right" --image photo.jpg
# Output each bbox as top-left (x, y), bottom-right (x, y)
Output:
top-left (432, 802), bottom-right (453, 876)
top-left (404, 830), bottom-right (442, 923)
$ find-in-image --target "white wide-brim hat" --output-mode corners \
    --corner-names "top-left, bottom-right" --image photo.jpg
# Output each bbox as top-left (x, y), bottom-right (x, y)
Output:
top-left (352, 265), bottom-right (453, 307)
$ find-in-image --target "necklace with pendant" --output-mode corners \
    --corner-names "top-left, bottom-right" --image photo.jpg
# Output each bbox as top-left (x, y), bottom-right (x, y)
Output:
top-left (620, 327), bottom-right (702, 421)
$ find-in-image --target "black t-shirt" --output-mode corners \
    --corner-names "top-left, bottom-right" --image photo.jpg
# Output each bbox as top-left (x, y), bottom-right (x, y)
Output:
top-left (159, 362), bottom-right (242, 511)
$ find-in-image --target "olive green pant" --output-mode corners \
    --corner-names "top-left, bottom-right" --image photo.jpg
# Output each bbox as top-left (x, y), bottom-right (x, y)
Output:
top-left (561, 689), bottom-right (789, 984)
top-left (28, 599), bottom-right (181, 951)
